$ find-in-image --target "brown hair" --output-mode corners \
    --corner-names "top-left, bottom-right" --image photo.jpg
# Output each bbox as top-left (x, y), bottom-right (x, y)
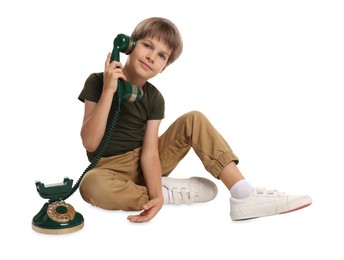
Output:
top-left (131, 17), bottom-right (183, 65)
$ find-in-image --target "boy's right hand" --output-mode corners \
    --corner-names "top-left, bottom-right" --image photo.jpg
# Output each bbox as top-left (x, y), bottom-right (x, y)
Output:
top-left (127, 197), bottom-right (164, 223)
top-left (103, 52), bottom-right (127, 94)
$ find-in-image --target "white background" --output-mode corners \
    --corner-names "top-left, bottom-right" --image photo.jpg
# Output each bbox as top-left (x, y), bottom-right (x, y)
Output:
top-left (1, 0), bottom-right (343, 259)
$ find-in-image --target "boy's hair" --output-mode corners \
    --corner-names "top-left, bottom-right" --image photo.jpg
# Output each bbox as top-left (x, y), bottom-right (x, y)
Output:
top-left (131, 17), bottom-right (183, 66)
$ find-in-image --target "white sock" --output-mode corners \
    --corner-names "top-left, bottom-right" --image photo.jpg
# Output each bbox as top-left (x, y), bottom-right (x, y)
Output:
top-left (162, 186), bottom-right (170, 204)
top-left (230, 179), bottom-right (254, 199)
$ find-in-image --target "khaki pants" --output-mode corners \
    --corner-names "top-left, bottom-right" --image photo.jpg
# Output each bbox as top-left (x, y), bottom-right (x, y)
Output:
top-left (79, 111), bottom-right (239, 211)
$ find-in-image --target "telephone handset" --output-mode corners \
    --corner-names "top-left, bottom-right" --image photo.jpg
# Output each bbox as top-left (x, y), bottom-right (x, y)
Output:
top-left (110, 34), bottom-right (143, 103)
top-left (32, 34), bottom-right (141, 234)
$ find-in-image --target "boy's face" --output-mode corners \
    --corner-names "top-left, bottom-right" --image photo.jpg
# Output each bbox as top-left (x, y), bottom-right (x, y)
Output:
top-left (126, 37), bottom-right (172, 81)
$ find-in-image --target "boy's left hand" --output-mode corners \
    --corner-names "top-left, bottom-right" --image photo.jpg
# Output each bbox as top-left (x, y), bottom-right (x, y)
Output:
top-left (127, 197), bottom-right (163, 223)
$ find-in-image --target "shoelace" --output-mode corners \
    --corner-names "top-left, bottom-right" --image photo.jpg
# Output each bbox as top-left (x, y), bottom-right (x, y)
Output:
top-left (170, 187), bottom-right (195, 204)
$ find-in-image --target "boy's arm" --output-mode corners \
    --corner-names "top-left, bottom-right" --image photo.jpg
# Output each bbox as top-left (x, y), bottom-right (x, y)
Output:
top-left (141, 119), bottom-right (163, 200)
top-left (81, 94), bottom-right (113, 152)
top-left (81, 53), bottom-right (126, 152)
top-left (127, 119), bottom-right (163, 223)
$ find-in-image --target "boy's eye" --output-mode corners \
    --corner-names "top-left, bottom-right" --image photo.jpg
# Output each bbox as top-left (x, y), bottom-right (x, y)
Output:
top-left (143, 43), bottom-right (151, 49)
top-left (158, 53), bottom-right (166, 60)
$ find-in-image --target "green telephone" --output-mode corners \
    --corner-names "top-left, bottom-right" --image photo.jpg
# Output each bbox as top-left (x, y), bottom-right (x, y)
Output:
top-left (32, 34), bottom-right (143, 234)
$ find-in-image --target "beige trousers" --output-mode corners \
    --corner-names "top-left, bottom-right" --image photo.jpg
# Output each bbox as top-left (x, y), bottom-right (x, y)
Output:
top-left (79, 111), bottom-right (239, 211)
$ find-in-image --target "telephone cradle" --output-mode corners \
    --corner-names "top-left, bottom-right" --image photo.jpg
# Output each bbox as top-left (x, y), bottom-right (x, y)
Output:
top-left (32, 34), bottom-right (142, 235)
top-left (32, 178), bottom-right (84, 234)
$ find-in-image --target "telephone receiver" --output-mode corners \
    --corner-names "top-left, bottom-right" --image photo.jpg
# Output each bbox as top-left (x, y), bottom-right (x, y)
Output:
top-left (111, 34), bottom-right (143, 103)
top-left (32, 34), bottom-right (142, 235)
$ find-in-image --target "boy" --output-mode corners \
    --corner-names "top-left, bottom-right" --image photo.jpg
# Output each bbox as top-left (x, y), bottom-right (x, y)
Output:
top-left (78, 17), bottom-right (312, 223)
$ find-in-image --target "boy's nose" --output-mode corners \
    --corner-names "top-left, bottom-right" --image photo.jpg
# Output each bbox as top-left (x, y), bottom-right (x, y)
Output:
top-left (146, 52), bottom-right (155, 63)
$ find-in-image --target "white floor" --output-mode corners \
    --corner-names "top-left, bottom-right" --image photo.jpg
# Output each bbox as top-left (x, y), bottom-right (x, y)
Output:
top-left (6, 147), bottom-right (342, 260)
top-left (1, 1), bottom-right (343, 259)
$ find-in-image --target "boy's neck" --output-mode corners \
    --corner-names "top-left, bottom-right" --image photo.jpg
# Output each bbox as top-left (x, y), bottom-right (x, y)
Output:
top-left (122, 65), bottom-right (147, 89)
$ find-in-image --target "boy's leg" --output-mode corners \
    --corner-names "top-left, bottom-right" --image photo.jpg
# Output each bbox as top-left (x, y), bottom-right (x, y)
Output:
top-left (158, 111), bottom-right (312, 219)
top-left (158, 111), bottom-right (239, 178)
top-left (79, 148), bottom-right (149, 211)
top-left (158, 111), bottom-right (238, 204)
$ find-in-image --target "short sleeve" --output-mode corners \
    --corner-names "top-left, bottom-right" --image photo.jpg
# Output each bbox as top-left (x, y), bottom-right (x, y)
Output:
top-left (148, 90), bottom-right (165, 120)
top-left (78, 73), bottom-right (103, 103)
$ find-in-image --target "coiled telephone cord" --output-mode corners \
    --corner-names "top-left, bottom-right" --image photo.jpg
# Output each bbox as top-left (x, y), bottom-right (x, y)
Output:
top-left (49, 101), bottom-right (122, 203)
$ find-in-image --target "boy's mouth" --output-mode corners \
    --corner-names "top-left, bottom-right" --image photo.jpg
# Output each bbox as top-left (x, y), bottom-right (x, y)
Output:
top-left (139, 60), bottom-right (152, 70)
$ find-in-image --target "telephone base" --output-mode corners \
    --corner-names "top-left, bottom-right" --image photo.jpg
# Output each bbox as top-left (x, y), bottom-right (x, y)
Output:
top-left (32, 222), bottom-right (84, 235)
top-left (32, 202), bottom-right (84, 235)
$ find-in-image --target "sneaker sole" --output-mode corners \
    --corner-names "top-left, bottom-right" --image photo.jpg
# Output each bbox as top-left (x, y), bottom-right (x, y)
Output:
top-left (279, 202), bottom-right (312, 214)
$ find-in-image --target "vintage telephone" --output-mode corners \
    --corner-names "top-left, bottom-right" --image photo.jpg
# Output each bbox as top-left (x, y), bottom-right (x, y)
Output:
top-left (32, 34), bottom-right (143, 234)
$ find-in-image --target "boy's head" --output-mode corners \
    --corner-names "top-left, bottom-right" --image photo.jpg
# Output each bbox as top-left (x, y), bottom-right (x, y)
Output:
top-left (131, 17), bottom-right (183, 66)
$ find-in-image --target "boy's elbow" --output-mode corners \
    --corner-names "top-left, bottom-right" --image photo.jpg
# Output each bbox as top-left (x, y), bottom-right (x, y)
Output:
top-left (83, 141), bottom-right (98, 153)
top-left (81, 134), bottom-right (98, 152)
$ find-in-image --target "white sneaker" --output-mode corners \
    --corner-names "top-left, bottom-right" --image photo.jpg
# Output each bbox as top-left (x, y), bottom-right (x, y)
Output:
top-left (230, 187), bottom-right (312, 220)
top-left (162, 177), bottom-right (218, 204)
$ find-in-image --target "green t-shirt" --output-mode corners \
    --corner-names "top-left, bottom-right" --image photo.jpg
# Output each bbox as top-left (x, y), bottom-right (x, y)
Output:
top-left (78, 72), bottom-right (165, 161)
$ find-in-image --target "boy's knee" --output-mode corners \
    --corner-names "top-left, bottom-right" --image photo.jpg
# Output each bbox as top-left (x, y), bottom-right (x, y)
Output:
top-left (183, 110), bottom-right (206, 120)
top-left (79, 171), bottom-right (99, 203)
top-left (79, 170), bottom-right (148, 211)
top-left (181, 110), bottom-right (209, 125)
top-left (79, 170), bottom-right (116, 207)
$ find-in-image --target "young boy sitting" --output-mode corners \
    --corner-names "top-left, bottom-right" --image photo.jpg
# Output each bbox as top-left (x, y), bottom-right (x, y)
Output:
top-left (78, 17), bottom-right (312, 223)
